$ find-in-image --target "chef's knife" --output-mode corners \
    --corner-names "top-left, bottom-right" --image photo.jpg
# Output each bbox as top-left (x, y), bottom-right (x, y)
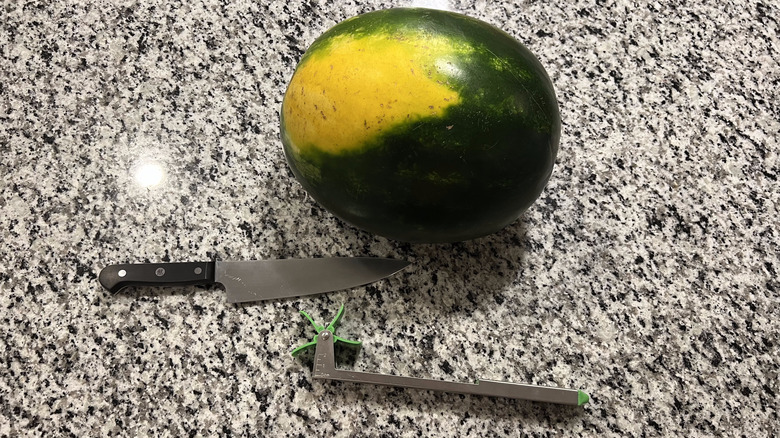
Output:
top-left (99, 257), bottom-right (409, 303)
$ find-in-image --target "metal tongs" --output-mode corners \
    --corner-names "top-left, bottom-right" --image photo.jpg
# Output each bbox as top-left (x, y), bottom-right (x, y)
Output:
top-left (292, 306), bottom-right (589, 406)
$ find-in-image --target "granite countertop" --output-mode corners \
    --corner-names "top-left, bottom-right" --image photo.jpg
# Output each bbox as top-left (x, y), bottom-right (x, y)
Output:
top-left (1, 0), bottom-right (777, 436)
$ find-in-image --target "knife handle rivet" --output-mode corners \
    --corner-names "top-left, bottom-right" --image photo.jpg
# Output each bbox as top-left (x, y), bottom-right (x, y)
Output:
top-left (155, 268), bottom-right (165, 277)
top-left (118, 269), bottom-right (127, 278)
top-left (194, 267), bottom-right (203, 275)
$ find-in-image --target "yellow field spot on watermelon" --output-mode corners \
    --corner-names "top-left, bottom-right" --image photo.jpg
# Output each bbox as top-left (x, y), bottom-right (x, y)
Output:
top-left (283, 33), bottom-right (467, 154)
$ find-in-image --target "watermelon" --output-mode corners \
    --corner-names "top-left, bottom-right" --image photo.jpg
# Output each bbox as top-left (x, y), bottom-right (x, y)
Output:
top-left (280, 8), bottom-right (560, 243)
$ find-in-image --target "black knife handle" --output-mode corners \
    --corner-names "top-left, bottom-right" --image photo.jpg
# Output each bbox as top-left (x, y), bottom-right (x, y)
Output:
top-left (99, 262), bottom-right (216, 293)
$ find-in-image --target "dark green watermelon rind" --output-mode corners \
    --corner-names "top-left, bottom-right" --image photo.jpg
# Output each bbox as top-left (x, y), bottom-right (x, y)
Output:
top-left (283, 8), bottom-right (561, 243)
top-left (283, 102), bottom-right (557, 243)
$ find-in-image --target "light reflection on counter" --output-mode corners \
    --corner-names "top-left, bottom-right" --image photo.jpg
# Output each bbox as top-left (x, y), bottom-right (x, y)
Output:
top-left (132, 161), bottom-right (166, 188)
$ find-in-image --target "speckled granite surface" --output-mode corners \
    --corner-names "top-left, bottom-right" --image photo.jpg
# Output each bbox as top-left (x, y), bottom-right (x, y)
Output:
top-left (1, 0), bottom-right (778, 436)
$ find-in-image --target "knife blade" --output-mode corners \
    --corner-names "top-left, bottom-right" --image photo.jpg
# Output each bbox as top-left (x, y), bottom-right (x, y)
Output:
top-left (98, 257), bottom-right (409, 303)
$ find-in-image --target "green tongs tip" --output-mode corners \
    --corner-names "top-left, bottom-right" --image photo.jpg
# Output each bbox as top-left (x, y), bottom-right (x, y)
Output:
top-left (291, 304), bottom-right (361, 357)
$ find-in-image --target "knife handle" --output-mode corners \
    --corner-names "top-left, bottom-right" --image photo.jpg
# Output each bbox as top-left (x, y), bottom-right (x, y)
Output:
top-left (99, 262), bottom-right (216, 293)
